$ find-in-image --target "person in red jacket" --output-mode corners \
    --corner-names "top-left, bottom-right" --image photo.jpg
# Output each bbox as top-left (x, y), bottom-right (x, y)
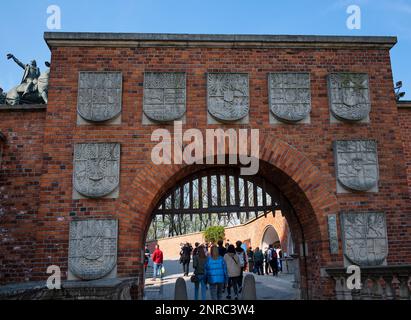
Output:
top-left (151, 244), bottom-right (164, 280)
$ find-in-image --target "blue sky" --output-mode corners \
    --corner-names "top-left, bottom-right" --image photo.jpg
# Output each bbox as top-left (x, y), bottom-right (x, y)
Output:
top-left (1, 0), bottom-right (410, 98)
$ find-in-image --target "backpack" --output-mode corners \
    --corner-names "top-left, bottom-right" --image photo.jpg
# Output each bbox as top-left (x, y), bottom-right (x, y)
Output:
top-left (236, 250), bottom-right (245, 267)
top-left (269, 248), bottom-right (277, 261)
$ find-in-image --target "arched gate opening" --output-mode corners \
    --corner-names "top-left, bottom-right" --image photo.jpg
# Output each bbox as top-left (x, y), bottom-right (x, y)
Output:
top-left (143, 166), bottom-right (308, 300)
top-left (120, 138), bottom-right (338, 300)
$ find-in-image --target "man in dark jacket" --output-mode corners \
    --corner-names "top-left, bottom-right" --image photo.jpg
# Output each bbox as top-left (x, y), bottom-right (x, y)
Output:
top-left (180, 243), bottom-right (192, 276)
top-left (253, 247), bottom-right (264, 275)
top-left (217, 240), bottom-right (227, 257)
top-left (268, 244), bottom-right (278, 276)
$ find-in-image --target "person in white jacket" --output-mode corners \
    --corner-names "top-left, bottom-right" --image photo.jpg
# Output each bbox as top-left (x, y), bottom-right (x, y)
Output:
top-left (224, 244), bottom-right (242, 300)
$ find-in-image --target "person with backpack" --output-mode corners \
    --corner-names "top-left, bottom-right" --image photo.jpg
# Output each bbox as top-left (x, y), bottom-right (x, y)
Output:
top-left (253, 247), bottom-right (264, 275)
top-left (192, 245), bottom-right (207, 301)
top-left (267, 244), bottom-right (278, 276)
top-left (224, 244), bottom-right (242, 300)
top-left (205, 246), bottom-right (228, 300)
top-left (180, 242), bottom-right (192, 277)
top-left (235, 240), bottom-right (247, 292)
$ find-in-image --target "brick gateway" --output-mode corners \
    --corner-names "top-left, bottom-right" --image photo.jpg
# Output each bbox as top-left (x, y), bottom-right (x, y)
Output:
top-left (0, 33), bottom-right (410, 300)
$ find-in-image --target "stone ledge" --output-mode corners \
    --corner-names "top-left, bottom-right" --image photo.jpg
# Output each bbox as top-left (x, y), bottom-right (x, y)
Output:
top-left (0, 277), bottom-right (138, 300)
top-left (0, 104), bottom-right (47, 111)
top-left (397, 100), bottom-right (411, 109)
top-left (44, 32), bottom-right (397, 49)
top-left (326, 265), bottom-right (411, 276)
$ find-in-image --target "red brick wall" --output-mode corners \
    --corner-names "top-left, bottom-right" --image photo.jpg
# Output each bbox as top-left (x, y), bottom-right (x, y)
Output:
top-left (1, 43), bottom-right (410, 300)
top-left (0, 108), bottom-right (46, 282)
top-left (398, 107), bottom-right (411, 196)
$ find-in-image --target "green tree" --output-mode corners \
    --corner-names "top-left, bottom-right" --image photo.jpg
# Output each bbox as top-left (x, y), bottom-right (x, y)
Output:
top-left (203, 226), bottom-right (225, 244)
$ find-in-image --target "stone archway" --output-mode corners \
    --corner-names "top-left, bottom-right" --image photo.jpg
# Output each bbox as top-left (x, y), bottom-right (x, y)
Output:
top-left (116, 136), bottom-right (339, 299)
top-left (261, 225), bottom-right (280, 250)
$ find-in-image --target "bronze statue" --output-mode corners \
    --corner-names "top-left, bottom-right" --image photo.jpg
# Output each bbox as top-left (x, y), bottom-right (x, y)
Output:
top-left (5, 54), bottom-right (49, 105)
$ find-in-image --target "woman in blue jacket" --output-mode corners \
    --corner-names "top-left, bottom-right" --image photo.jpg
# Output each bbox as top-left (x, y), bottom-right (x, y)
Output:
top-left (205, 245), bottom-right (228, 300)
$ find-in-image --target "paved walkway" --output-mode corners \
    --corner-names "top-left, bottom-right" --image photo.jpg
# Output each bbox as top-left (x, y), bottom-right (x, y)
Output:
top-left (144, 259), bottom-right (299, 300)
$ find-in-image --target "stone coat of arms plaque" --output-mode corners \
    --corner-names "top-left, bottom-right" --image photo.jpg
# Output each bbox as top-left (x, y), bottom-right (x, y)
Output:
top-left (143, 72), bottom-right (186, 122)
top-left (334, 140), bottom-right (379, 192)
top-left (207, 73), bottom-right (249, 122)
top-left (268, 73), bottom-right (311, 123)
top-left (77, 72), bottom-right (122, 122)
top-left (328, 73), bottom-right (371, 122)
top-left (340, 212), bottom-right (388, 266)
top-left (328, 73), bottom-right (371, 121)
top-left (69, 219), bottom-right (118, 280)
top-left (73, 143), bottom-right (120, 198)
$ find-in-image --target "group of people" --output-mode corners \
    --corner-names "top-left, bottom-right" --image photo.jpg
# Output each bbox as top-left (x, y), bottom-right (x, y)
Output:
top-left (144, 240), bottom-right (284, 301)
top-left (246, 244), bottom-right (283, 276)
top-left (190, 240), bottom-right (248, 300)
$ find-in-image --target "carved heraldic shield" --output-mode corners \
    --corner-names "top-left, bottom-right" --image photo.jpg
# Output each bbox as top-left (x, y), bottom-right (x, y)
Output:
top-left (269, 73), bottom-right (311, 122)
top-left (334, 140), bottom-right (379, 192)
top-left (69, 219), bottom-right (118, 280)
top-left (328, 73), bottom-right (371, 121)
top-left (341, 212), bottom-right (388, 266)
top-left (73, 143), bottom-right (120, 198)
top-left (207, 73), bottom-right (249, 122)
top-left (143, 72), bottom-right (186, 122)
top-left (77, 72), bottom-right (122, 122)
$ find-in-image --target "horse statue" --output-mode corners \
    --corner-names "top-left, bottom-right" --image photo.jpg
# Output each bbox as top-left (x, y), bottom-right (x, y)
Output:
top-left (5, 54), bottom-right (49, 105)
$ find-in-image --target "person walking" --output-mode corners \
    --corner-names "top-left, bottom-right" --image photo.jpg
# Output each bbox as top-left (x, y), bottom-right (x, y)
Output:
top-left (217, 240), bottom-right (228, 293)
top-left (192, 242), bottom-right (200, 256)
top-left (263, 247), bottom-right (271, 275)
top-left (217, 239), bottom-right (227, 257)
top-left (144, 245), bottom-right (151, 273)
top-left (205, 246), bottom-right (228, 300)
top-left (224, 245), bottom-right (242, 300)
top-left (180, 242), bottom-right (192, 276)
top-left (268, 244), bottom-right (278, 276)
top-left (235, 241), bottom-right (247, 292)
top-left (192, 245), bottom-right (207, 301)
top-left (253, 247), bottom-right (264, 275)
top-left (276, 247), bottom-right (283, 272)
top-left (246, 247), bottom-right (254, 273)
top-left (151, 244), bottom-right (163, 281)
